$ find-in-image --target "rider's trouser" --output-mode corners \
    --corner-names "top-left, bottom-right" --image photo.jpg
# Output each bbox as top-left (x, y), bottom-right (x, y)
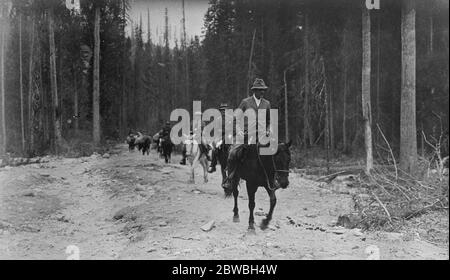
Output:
top-left (210, 148), bottom-right (218, 168)
top-left (180, 145), bottom-right (187, 162)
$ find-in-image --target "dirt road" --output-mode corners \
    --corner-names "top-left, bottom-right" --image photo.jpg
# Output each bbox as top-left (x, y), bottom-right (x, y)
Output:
top-left (0, 144), bottom-right (448, 260)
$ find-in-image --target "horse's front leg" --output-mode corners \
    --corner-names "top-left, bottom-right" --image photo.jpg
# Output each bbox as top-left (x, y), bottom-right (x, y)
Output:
top-left (201, 158), bottom-right (208, 183)
top-left (190, 163), bottom-right (195, 184)
top-left (221, 165), bottom-right (227, 187)
top-left (187, 159), bottom-right (195, 184)
top-left (260, 186), bottom-right (277, 230)
top-left (246, 182), bottom-right (256, 232)
top-left (233, 188), bottom-right (240, 223)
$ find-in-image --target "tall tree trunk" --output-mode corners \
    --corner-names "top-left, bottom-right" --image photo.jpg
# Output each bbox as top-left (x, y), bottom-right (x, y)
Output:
top-left (121, 0), bottom-right (127, 137)
top-left (0, 11), bottom-right (6, 156)
top-left (342, 24), bottom-right (349, 153)
top-left (329, 83), bottom-right (335, 151)
top-left (283, 70), bottom-right (289, 142)
top-left (376, 11), bottom-right (381, 140)
top-left (182, 0), bottom-right (189, 108)
top-left (362, 7), bottom-right (374, 174)
top-left (48, 8), bottom-right (62, 153)
top-left (19, 13), bottom-right (25, 153)
top-left (246, 29), bottom-right (256, 97)
top-left (93, 6), bottom-right (101, 145)
top-left (303, 13), bottom-right (311, 148)
top-left (429, 13), bottom-right (433, 55)
top-left (322, 57), bottom-right (330, 174)
top-left (343, 66), bottom-right (348, 153)
top-left (29, 15), bottom-right (42, 155)
top-left (73, 69), bottom-right (79, 132)
top-left (28, 16), bottom-right (35, 153)
top-left (41, 44), bottom-right (49, 147)
top-left (400, 0), bottom-right (417, 173)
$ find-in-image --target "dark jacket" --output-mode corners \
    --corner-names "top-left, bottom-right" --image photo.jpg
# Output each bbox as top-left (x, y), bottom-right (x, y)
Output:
top-left (236, 96), bottom-right (271, 136)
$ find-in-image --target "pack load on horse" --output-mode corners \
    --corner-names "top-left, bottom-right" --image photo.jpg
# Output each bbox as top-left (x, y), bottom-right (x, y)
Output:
top-left (159, 121), bottom-right (174, 163)
top-left (222, 78), bottom-right (292, 232)
top-left (152, 131), bottom-right (161, 151)
top-left (207, 103), bottom-right (233, 187)
top-left (135, 132), bottom-right (152, 156)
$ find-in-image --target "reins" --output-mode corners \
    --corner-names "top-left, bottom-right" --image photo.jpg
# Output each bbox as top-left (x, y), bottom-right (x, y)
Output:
top-left (257, 144), bottom-right (289, 191)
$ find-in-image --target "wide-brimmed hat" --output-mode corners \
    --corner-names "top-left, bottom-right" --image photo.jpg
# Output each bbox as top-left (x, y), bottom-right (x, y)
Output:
top-left (251, 78), bottom-right (268, 90)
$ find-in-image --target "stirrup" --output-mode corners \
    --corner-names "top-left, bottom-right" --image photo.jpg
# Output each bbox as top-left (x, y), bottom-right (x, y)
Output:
top-left (208, 166), bottom-right (216, 173)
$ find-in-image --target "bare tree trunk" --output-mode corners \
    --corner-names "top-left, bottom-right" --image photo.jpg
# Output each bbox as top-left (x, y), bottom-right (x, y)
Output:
top-left (362, 7), bottom-right (374, 174)
top-left (400, 0), bottom-right (417, 173)
top-left (342, 71), bottom-right (348, 153)
top-left (41, 44), bottom-right (49, 147)
top-left (19, 13), bottom-right (26, 153)
top-left (283, 70), bottom-right (289, 142)
top-left (303, 13), bottom-right (311, 148)
top-left (321, 57), bottom-right (330, 174)
top-left (329, 84), bottom-right (334, 151)
top-left (0, 11), bottom-right (6, 156)
top-left (376, 12), bottom-right (381, 140)
top-left (429, 13), bottom-right (433, 55)
top-left (28, 16), bottom-right (35, 153)
top-left (342, 26), bottom-right (348, 153)
top-left (121, 0), bottom-right (127, 137)
top-left (48, 8), bottom-right (62, 153)
top-left (30, 15), bottom-right (42, 155)
top-left (73, 70), bottom-right (79, 132)
top-left (182, 0), bottom-right (189, 108)
top-left (246, 29), bottom-right (256, 97)
top-left (93, 6), bottom-right (101, 145)
top-left (420, 122), bottom-right (425, 157)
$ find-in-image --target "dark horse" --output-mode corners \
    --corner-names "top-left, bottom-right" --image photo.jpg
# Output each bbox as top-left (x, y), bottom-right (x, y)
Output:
top-left (135, 132), bottom-right (152, 155)
top-left (210, 140), bottom-right (231, 187)
top-left (224, 141), bottom-right (292, 231)
top-left (126, 134), bottom-right (137, 152)
top-left (159, 137), bottom-right (174, 163)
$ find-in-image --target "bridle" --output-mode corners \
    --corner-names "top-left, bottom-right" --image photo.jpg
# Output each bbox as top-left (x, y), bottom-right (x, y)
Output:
top-left (273, 156), bottom-right (290, 174)
top-left (257, 145), bottom-right (290, 191)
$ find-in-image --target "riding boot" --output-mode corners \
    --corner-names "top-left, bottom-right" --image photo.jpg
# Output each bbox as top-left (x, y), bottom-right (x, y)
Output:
top-left (200, 144), bottom-right (212, 161)
top-left (208, 149), bottom-right (218, 173)
top-left (179, 146), bottom-right (187, 165)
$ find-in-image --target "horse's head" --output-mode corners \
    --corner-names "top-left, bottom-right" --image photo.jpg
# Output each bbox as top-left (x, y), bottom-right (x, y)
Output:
top-left (273, 140), bottom-right (292, 189)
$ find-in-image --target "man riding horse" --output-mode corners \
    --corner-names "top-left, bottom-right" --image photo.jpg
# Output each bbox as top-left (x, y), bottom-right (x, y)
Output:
top-left (222, 78), bottom-right (272, 193)
top-left (159, 121), bottom-right (174, 162)
top-left (221, 78), bottom-right (291, 231)
top-left (207, 103), bottom-right (233, 174)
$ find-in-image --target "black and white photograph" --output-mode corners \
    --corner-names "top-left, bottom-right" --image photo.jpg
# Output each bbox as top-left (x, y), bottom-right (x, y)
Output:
top-left (0, 0), bottom-right (448, 263)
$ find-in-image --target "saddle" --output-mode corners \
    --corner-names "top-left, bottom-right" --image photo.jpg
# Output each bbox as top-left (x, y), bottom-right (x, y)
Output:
top-left (239, 144), bottom-right (272, 162)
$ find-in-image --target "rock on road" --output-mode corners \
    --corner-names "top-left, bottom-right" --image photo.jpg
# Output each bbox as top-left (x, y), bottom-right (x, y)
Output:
top-left (0, 144), bottom-right (448, 260)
